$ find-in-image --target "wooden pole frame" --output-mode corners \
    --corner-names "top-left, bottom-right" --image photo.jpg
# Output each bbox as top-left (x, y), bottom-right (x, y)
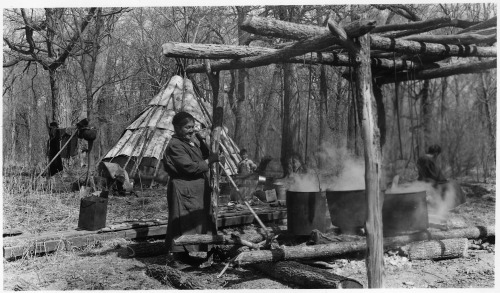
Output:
top-left (353, 33), bottom-right (385, 287)
top-left (160, 12), bottom-right (498, 289)
top-left (328, 17), bottom-right (385, 288)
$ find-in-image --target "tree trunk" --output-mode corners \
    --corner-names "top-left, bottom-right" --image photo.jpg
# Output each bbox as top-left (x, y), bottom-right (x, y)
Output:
top-left (49, 69), bottom-right (59, 122)
top-left (255, 66), bottom-right (280, 160)
top-left (233, 6), bottom-right (250, 147)
top-left (479, 72), bottom-right (496, 157)
top-left (420, 79), bottom-right (431, 149)
top-left (234, 68), bottom-right (246, 146)
top-left (10, 99), bottom-right (17, 162)
top-left (407, 238), bottom-right (469, 260)
top-left (317, 63), bottom-right (328, 168)
top-left (439, 77), bottom-right (447, 141)
top-left (252, 261), bottom-right (363, 289)
top-left (372, 81), bottom-right (386, 148)
top-left (281, 63), bottom-right (296, 177)
top-left (347, 94), bottom-right (358, 154)
top-left (353, 33), bottom-right (384, 288)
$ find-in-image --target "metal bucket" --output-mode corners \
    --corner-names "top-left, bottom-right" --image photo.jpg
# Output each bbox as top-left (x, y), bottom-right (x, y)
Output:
top-left (326, 189), bottom-right (428, 236)
top-left (273, 182), bottom-right (287, 201)
top-left (286, 190), bottom-right (327, 235)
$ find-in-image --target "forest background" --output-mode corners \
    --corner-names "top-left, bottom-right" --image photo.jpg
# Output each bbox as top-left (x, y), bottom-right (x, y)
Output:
top-left (2, 3), bottom-right (497, 183)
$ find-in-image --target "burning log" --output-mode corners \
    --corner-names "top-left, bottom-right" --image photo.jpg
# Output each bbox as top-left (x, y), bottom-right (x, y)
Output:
top-left (407, 238), bottom-right (469, 260)
top-left (252, 260), bottom-right (363, 288)
top-left (235, 226), bottom-right (494, 265)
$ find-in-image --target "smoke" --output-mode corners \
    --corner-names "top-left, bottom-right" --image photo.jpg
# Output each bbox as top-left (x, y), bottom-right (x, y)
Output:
top-left (324, 156), bottom-right (366, 191)
top-left (387, 180), bottom-right (459, 221)
top-left (288, 145), bottom-right (365, 192)
top-left (288, 172), bottom-right (321, 192)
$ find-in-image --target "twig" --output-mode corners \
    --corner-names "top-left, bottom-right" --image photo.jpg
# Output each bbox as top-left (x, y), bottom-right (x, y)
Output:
top-left (217, 253), bottom-right (243, 278)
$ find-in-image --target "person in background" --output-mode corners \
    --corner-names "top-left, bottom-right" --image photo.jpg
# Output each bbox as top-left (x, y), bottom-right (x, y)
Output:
top-left (416, 144), bottom-right (465, 211)
top-left (163, 111), bottom-right (220, 268)
top-left (237, 149), bottom-right (257, 175)
top-left (416, 144), bottom-right (447, 185)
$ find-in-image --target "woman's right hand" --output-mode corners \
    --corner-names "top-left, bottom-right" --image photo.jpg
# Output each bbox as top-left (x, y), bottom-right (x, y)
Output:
top-left (207, 153), bottom-right (220, 164)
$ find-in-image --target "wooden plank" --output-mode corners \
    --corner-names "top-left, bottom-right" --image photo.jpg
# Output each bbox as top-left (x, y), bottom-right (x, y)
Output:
top-left (3, 229), bottom-right (23, 237)
top-left (217, 210), bottom-right (287, 227)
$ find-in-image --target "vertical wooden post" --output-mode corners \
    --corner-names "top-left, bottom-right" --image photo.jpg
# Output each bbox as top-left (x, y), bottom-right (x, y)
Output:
top-left (210, 107), bottom-right (223, 231)
top-left (206, 64), bottom-right (222, 231)
top-left (354, 33), bottom-right (385, 287)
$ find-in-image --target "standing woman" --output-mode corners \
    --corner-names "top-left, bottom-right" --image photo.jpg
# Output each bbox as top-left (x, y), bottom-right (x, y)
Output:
top-left (163, 111), bottom-right (219, 266)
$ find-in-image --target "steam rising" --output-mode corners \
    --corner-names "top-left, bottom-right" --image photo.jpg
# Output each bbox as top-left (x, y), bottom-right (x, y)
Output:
top-left (287, 144), bottom-right (461, 222)
top-left (388, 180), bottom-right (461, 220)
top-left (288, 145), bottom-right (365, 192)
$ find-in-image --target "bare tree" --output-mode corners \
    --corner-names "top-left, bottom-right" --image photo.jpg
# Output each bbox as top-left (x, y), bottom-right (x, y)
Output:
top-left (4, 8), bottom-right (98, 122)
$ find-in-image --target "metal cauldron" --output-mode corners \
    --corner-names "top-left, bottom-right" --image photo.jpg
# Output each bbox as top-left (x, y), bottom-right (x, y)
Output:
top-left (326, 189), bottom-right (428, 236)
top-left (286, 190), bottom-right (327, 235)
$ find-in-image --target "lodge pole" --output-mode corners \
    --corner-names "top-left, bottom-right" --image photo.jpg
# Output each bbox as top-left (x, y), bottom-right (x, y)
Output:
top-left (353, 25), bottom-right (385, 288)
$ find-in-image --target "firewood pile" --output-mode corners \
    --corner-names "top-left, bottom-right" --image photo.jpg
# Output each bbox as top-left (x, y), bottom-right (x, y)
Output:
top-left (141, 224), bottom-right (494, 289)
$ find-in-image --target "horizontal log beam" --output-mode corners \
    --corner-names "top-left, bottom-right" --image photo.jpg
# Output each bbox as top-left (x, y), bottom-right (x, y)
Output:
top-left (183, 18), bottom-right (377, 72)
top-left (163, 42), bottom-right (275, 59)
top-left (402, 33), bottom-right (496, 45)
top-left (186, 34), bottom-right (339, 72)
top-left (241, 16), bottom-right (375, 41)
top-left (240, 16), bottom-right (496, 58)
top-left (185, 53), bottom-right (428, 73)
top-left (459, 16), bottom-right (497, 34)
top-left (375, 17), bottom-right (473, 35)
top-left (370, 35), bottom-right (496, 57)
top-left (376, 58), bottom-right (496, 84)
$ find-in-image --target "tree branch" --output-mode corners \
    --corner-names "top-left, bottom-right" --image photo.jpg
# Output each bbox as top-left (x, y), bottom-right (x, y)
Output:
top-left (50, 7), bottom-right (98, 70)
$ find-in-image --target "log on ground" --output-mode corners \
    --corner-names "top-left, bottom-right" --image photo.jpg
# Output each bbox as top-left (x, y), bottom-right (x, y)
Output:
top-left (407, 238), bottom-right (469, 260)
top-left (145, 264), bottom-right (204, 289)
top-left (236, 225), bottom-right (494, 265)
top-left (252, 260), bottom-right (363, 289)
